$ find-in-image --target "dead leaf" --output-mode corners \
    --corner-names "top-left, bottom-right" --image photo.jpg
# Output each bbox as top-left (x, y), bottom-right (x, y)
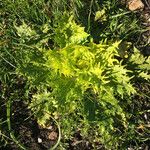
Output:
top-left (127, 0), bottom-right (144, 11)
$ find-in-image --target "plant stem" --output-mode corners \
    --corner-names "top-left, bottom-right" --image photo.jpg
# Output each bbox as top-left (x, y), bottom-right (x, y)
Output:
top-left (6, 99), bottom-right (27, 150)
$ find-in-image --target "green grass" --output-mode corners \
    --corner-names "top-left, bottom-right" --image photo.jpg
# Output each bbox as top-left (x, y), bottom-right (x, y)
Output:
top-left (0, 0), bottom-right (150, 149)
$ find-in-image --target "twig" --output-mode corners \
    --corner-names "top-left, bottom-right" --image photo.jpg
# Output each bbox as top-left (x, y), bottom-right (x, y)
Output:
top-left (144, 0), bottom-right (150, 10)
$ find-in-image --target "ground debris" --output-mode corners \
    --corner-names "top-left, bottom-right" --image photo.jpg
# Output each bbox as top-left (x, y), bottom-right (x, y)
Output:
top-left (127, 0), bottom-right (144, 11)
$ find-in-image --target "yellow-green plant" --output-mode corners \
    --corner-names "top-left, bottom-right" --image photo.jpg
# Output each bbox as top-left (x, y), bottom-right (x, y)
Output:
top-left (15, 14), bottom-right (149, 149)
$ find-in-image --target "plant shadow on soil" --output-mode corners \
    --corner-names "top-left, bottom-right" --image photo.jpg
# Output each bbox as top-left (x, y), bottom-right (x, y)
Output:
top-left (1, 100), bottom-right (97, 150)
top-left (0, 79), bottom-right (96, 150)
top-left (0, 76), bottom-right (150, 150)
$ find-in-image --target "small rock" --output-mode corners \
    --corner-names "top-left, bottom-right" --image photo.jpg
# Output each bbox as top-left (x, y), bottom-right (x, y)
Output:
top-left (48, 131), bottom-right (58, 140)
top-left (47, 125), bottom-right (53, 130)
top-left (38, 137), bottom-right (42, 143)
top-left (144, 113), bottom-right (148, 120)
top-left (127, 0), bottom-right (144, 11)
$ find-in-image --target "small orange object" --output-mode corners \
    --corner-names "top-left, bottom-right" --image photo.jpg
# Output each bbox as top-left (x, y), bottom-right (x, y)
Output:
top-left (128, 0), bottom-right (144, 11)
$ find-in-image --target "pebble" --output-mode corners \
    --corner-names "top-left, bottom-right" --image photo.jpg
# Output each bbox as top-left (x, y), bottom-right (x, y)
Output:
top-left (38, 137), bottom-right (42, 143)
top-left (127, 0), bottom-right (144, 11)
